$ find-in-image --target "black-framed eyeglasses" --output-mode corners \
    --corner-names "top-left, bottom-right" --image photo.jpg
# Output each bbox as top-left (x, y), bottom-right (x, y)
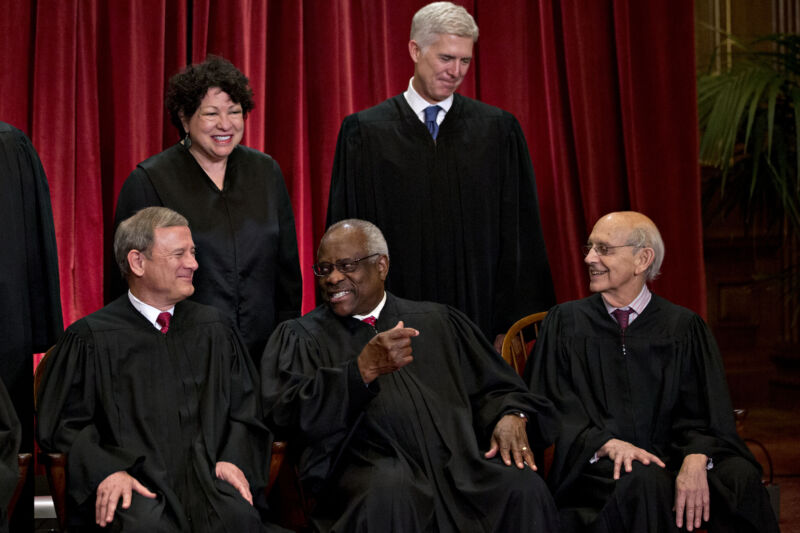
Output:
top-left (581, 244), bottom-right (636, 257)
top-left (312, 253), bottom-right (381, 277)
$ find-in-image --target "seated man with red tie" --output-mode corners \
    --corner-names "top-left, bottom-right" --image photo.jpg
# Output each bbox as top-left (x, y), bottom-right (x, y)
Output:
top-left (261, 218), bottom-right (559, 532)
top-left (37, 207), bottom-right (283, 532)
top-left (525, 211), bottom-right (778, 533)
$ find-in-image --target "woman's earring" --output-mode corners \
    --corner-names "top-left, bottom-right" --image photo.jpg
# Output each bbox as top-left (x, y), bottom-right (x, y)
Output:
top-left (184, 132), bottom-right (192, 149)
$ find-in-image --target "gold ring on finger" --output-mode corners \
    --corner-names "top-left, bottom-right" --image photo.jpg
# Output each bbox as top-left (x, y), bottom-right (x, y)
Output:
top-left (521, 446), bottom-right (527, 451)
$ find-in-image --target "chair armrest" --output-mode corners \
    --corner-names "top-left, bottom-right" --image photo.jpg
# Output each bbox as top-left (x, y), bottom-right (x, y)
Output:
top-left (266, 441), bottom-right (287, 497)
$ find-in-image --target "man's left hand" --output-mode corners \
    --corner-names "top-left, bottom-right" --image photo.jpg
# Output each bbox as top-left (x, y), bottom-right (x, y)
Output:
top-left (215, 461), bottom-right (253, 505)
top-left (484, 414), bottom-right (535, 470)
top-left (674, 454), bottom-right (710, 531)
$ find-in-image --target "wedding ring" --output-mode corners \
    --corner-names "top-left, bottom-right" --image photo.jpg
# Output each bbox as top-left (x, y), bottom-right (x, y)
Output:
top-left (521, 446), bottom-right (528, 451)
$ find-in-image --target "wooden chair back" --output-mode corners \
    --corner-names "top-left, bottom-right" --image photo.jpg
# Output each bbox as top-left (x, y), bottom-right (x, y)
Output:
top-left (501, 312), bottom-right (547, 376)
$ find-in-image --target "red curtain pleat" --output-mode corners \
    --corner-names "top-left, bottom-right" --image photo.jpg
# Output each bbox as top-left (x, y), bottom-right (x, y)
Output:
top-left (1, 0), bottom-right (707, 330)
top-left (30, 0), bottom-right (103, 327)
top-left (611, 0), bottom-right (706, 305)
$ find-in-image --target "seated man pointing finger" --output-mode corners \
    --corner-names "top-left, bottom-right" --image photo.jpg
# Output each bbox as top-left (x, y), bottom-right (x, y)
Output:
top-left (261, 219), bottom-right (559, 532)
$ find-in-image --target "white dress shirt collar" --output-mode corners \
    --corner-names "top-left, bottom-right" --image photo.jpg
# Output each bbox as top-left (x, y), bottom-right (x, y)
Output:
top-left (403, 77), bottom-right (453, 125)
top-left (353, 292), bottom-right (388, 322)
top-left (601, 284), bottom-right (651, 325)
top-left (128, 291), bottom-right (174, 331)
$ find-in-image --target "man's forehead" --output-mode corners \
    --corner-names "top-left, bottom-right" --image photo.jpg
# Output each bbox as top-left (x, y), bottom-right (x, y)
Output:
top-left (590, 218), bottom-right (631, 242)
top-left (153, 225), bottom-right (193, 245)
top-left (318, 230), bottom-right (367, 260)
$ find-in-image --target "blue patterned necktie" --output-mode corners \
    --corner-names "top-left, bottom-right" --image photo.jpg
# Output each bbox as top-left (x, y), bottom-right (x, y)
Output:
top-left (424, 105), bottom-right (441, 139)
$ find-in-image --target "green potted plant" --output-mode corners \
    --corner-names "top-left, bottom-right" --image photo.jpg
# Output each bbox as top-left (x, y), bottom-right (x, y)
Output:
top-left (698, 33), bottom-right (799, 231)
top-left (698, 33), bottom-right (800, 404)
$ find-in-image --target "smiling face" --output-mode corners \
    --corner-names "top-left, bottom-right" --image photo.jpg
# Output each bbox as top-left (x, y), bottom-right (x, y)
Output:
top-left (129, 225), bottom-right (198, 310)
top-left (409, 33), bottom-right (473, 103)
top-left (181, 87), bottom-right (244, 165)
top-left (585, 214), bottom-right (653, 307)
top-left (316, 227), bottom-right (388, 317)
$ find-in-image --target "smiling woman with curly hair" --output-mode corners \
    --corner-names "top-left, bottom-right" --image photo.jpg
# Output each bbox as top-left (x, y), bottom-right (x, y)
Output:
top-left (113, 55), bottom-right (302, 361)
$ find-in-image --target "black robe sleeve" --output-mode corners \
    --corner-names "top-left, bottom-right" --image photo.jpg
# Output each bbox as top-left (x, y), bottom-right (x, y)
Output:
top-left (492, 118), bottom-right (555, 334)
top-left (524, 305), bottom-right (612, 496)
top-left (445, 305), bottom-right (558, 448)
top-left (669, 315), bottom-right (753, 464)
top-left (36, 324), bottom-right (145, 506)
top-left (261, 319), bottom-right (377, 487)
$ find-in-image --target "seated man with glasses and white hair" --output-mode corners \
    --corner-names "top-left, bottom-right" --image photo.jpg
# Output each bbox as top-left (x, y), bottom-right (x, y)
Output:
top-left (525, 211), bottom-right (778, 533)
top-left (261, 218), bottom-right (559, 532)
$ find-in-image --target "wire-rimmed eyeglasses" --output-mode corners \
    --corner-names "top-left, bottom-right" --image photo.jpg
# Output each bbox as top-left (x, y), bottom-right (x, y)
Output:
top-left (312, 253), bottom-right (381, 277)
top-left (581, 244), bottom-right (636, 257)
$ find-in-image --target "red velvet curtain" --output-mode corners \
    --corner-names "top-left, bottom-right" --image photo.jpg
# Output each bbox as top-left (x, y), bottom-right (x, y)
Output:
top-left (2, 0), bottom-right (706, 329)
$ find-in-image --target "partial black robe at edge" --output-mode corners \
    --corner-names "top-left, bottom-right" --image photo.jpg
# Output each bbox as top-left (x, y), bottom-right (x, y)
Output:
top-left (327, 94), bottom-right (555, 340)
top-left (261, 293), bottom-right (559, 532)
top-left (36, 296), bottom-right (272, 531)
top-left (525, 293), bottom-right (777, 530)
top-left (0, 379), bottom-right (21, 533)
top-left (114, 143), bottom-right (302, 360)
top-left (0, 122), bottom-right (63, 451)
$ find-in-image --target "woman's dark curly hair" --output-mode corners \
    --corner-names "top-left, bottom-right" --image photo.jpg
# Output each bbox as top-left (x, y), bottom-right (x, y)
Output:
top-left (165, 55), bottom-right (255, 139)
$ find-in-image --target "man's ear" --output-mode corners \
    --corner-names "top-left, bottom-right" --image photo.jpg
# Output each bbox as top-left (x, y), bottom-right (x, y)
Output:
top-left (634, 247), bottom-right (655, 276)
top-left (127, 250), bottom-right (146, 278)
top-left (408, 40), bottom-right (422, 63)
top-left (376, 255), bottom-right (390, 281)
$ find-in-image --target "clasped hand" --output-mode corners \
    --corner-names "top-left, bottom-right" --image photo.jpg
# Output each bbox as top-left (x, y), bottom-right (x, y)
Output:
top-left (484, 414), bottom-right (536, 470)
top-left (357, 321), bottom-right (419, 383)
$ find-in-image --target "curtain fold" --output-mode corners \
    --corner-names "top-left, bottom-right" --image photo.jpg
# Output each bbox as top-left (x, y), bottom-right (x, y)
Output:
top-left (2, 0), bottom-right (707, 328)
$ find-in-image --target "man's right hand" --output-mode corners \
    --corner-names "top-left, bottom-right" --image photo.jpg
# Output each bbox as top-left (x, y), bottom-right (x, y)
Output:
top-left (597, 438), bottom-right (666, 480)
top-left (95, 471), bottom-right (156, 527)
top-left (357, 321), bottom-right (419, 384)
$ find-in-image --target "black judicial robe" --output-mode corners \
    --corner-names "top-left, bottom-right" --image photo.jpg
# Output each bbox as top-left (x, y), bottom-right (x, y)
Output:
top-left (0, 379), bottom-right (20, 533)
top-left (36, 296), bottom-right (273, 532)
top-left (0, 121), bottom-right (63, 448)
top-left (114, 143), bottom-right (302, 360)
top-left (525, 293), bottom-right (778, 532)
top-left (262, 293), bottom-right (559, 532)
top-left (327, 94), bottom-right (555, 341)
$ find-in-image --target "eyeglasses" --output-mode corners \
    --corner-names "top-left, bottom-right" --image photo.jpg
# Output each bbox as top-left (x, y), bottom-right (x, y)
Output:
top-left (581, 244), bottom-right (636, 257)
top-left (312, 253), bottom-right (381, 277)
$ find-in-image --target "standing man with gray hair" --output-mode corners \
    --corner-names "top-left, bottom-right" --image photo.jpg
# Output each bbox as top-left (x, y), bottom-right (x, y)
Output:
top-left (525, 211), bottom-right (779, 532)
top-left (327, 1), bottom-right (555, 351)
top-left (37, 207), bottom-right (284, 532)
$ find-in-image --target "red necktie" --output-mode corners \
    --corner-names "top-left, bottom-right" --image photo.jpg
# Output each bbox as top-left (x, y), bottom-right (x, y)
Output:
top-left (156, 312), bottom-right (171, 333)
top-left (361, 316), bottom-right (376, 327)
top-left (611, 308), bottom-right (634, 331)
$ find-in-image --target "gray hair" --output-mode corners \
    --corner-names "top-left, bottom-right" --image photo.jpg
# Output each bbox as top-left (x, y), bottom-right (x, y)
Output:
top-left (114, 207), bottom-right (189, 278)
top-left (323, 219), bottom-right (389, 258)
top-left (410, 2), bottom-right (479, 50)
top-left (626, 225), bottom-right (664, 281)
